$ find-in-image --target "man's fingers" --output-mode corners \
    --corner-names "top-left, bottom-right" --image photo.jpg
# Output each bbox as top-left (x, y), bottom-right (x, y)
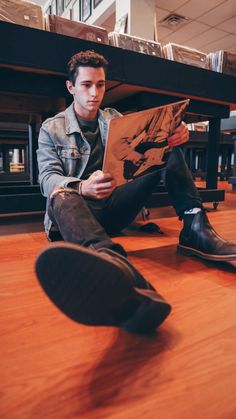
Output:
top-left (170, 127), bottom-right (189, 139)
top-left (96, 188), bottom-right (116, 199)
top-left (168, 123), bottom-right (189, 147)
top-left (169, 137), bottom-right (189, 147)
top-left (96, 181), bottom-right (116, 191)
top-left (90, 169), bottom-right (103, 178)
top-left (169, 132), bottom-right (189, 142)
top-left (92, 172), bottom-right (114, 183)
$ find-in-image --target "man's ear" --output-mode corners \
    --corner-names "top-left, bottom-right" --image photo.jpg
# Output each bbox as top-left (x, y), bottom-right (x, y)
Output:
top-left (66, 80), bottom-right (74, 95)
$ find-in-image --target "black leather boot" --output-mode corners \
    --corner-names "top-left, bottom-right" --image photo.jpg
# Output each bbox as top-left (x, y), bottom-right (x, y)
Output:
top-left (178, 210), bottom-right (236, 262)
top-left (98, 247), bottom-right (156, 291)
top-left (35, 243), bottom-right (171, 334)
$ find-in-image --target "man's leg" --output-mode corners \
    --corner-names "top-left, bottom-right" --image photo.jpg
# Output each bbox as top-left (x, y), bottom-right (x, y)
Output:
top-left (48, 187), bottom-right (125, 255)
top-left (165, 147), bottom-right (236, 262)
top-left (165, 147), bottom-right (203, 216)
top-left (96, 170), bottom-right (163, 235)
top-left (48, 187), bottom-right (156, 289)
top-left (35, 186), bottom-right (171, 334)
top-left (35, 242), bottom-right (171, 334)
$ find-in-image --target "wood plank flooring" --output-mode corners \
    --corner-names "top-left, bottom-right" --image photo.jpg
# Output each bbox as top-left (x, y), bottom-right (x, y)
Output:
top-left (0, 189), bottom-right (236, 419)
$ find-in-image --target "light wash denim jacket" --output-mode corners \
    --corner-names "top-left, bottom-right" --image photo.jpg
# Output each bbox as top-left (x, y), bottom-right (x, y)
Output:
top-left (37, 102), bottom-right (122, 237)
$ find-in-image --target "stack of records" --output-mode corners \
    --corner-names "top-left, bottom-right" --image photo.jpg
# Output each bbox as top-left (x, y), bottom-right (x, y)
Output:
top-left (45, 15), bottom-right (109, 44)
top-left (208, 51), bottom-right (236, 76)
top-left (162, 43), bottom-right (210, 69)
top-left (108, 32), bottom-right (162, 57)
top-left (0, 0), bottom-right (44, 29)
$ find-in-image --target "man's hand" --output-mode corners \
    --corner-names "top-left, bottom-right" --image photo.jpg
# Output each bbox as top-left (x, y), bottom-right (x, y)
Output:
top-left (81, 170), bottom-right (116, 200)
top-left (168, 122), bottom-right (189, 148)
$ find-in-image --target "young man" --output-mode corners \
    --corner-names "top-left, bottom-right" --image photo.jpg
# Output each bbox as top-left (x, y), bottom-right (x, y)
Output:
top-left (36, 50), bottom-right (236, 335)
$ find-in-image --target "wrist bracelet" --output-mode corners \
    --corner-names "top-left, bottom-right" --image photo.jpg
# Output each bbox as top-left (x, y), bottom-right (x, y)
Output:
top-left (78, 181), bottom-right (83, 196)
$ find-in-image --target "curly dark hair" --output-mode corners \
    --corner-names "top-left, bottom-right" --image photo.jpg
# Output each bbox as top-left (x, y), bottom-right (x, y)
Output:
top-left (67, 50), bottom-right (109, 85)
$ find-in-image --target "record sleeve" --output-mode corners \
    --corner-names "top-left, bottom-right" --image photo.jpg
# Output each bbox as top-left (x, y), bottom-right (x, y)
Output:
top-left (103, 99), bottom-right (190, 186)
top-left (0, 0), bottom-right (44, 29)
top-left (163, 43), bottom-right (210, 69)
top-left (109, 32), bottom-right (162, 57)
top-left (208, 50), bottom-right (236, 76)
top-left (46, 15), bottom-right (109, 44)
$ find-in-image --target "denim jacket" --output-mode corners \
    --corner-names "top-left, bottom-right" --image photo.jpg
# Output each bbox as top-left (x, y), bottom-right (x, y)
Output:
top-left (37, 102), bottom-right (122, 237)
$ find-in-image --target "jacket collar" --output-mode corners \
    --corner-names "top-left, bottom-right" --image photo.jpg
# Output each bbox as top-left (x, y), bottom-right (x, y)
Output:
top-left (65, 103), bottom-right (82, 135)
top-left (65, 102), bottom-right (106, 135)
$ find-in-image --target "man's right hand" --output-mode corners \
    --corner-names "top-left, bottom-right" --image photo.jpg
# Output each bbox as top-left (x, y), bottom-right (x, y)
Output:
top-left (81, 170), bottom-right (116, 200)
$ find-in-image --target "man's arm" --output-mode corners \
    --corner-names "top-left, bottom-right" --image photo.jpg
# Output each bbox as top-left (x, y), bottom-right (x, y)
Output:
top-left (37, 126), bottom-right (116, 200)
top-left (37, 126), bottom-right (80, 198)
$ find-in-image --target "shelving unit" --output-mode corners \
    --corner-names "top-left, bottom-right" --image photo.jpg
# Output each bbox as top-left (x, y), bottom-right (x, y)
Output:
top-left (221, 115), bottom-right (236, 191)
top-left (1, 20), bottom-right (236, 213)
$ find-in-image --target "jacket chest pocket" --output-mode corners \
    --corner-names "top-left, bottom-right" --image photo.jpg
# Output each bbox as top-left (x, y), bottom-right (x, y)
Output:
top-left (57, 146), bottom-right (82, 176)
top-left (57, 147), bottom-right (81, 159)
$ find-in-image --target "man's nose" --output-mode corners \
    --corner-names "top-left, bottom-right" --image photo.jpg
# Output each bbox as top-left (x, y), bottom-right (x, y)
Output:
top-left (90, 85), bottom-right (98, 96)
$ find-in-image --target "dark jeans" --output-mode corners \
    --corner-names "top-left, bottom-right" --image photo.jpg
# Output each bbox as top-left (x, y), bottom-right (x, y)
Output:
top-left (48, 147), bottom-right (202, 253)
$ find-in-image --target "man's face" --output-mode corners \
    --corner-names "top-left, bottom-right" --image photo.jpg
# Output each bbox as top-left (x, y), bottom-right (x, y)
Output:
top-left (66, 66), bottom-right (106, 119)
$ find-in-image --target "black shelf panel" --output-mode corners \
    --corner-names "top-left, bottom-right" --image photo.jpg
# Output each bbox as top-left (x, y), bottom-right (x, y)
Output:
top-left (0, 21), bottom-right (236, 108)
top-left (0, 188), bottom-right (225, 214)
top-left (110, 91), bottom-right (230, 119)
top-left (0, 193), bottom-right (46, 214)
top-left (0, 21), bottom-right (124, 81)
top-left (146, 189), bottom-right (225, 208)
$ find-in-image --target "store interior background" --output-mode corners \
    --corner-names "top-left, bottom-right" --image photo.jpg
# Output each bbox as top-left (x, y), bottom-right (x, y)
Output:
top-left (1, 2), bottom-right (236, 418)
top-left (1, 0), bottom-right (235, 192)
top-left (39, 0), bottom-right (236, 54)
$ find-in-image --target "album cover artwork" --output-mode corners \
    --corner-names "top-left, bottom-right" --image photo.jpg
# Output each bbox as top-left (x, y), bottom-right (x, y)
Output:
top-left (163, 43), bottom-right (210, 69)
top-left (109, 32), bottom-right (162, 57)
top-left (103, 99), bottom-right (190, 186)
top-left (46, 14), bottom-right (109, 44)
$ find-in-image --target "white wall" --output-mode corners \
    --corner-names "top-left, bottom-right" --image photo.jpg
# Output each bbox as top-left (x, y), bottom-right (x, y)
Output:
top-left (86, 0), bottom-right (115, 27)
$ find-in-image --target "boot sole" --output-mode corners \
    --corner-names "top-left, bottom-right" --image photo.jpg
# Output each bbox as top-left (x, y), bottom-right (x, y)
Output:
top-left (35, 243), bottom-right (171, 333)
top-left (177, 244), bottom-right (236, 262)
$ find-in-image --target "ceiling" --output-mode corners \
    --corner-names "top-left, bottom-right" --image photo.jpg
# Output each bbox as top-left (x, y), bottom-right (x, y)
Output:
top-left (99, 0), bottom-right (236, 53)
top-left (154, 0), bottom-right (236, 53)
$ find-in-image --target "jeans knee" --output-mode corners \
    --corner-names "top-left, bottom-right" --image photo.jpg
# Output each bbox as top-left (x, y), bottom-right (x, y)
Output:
top-left (50, 187), bottom-right (79, 200)
top-left (48, 187), bottom-right (81, 223)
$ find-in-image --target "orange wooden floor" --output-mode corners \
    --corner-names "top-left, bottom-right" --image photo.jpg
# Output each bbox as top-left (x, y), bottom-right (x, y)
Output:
top-left (0, 187), bottom-right (236, 419)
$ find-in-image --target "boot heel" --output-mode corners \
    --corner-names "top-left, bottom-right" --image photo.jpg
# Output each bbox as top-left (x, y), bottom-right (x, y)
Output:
top-left (122, 292), bottom-right (171, 335)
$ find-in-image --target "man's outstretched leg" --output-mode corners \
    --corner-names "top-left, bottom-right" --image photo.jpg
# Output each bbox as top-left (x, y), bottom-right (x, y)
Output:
top-left (35, 243), bottom-right (171, 334)
top-left (165, 147), bottom-right (236, 262)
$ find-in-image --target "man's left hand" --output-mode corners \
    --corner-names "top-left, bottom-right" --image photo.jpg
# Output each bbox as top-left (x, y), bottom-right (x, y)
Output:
top-left (168, 122), bottom-right (189, 148)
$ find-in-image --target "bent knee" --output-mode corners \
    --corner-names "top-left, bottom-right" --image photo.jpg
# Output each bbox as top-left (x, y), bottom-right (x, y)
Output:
top-left (50, 187), bottom-right (79, 200)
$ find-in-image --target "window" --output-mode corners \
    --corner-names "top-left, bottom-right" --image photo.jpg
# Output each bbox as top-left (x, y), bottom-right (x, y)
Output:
top-left (57, 0), bottom-right (65, 15)
top-left (93, 0), bottom-right (102, 8)
top-left (80, 0), bottom-right (91, 22)
top-left (72, 0), bottom-right (80, 20)
top-left (45, 5), bottom-right (52, 15)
